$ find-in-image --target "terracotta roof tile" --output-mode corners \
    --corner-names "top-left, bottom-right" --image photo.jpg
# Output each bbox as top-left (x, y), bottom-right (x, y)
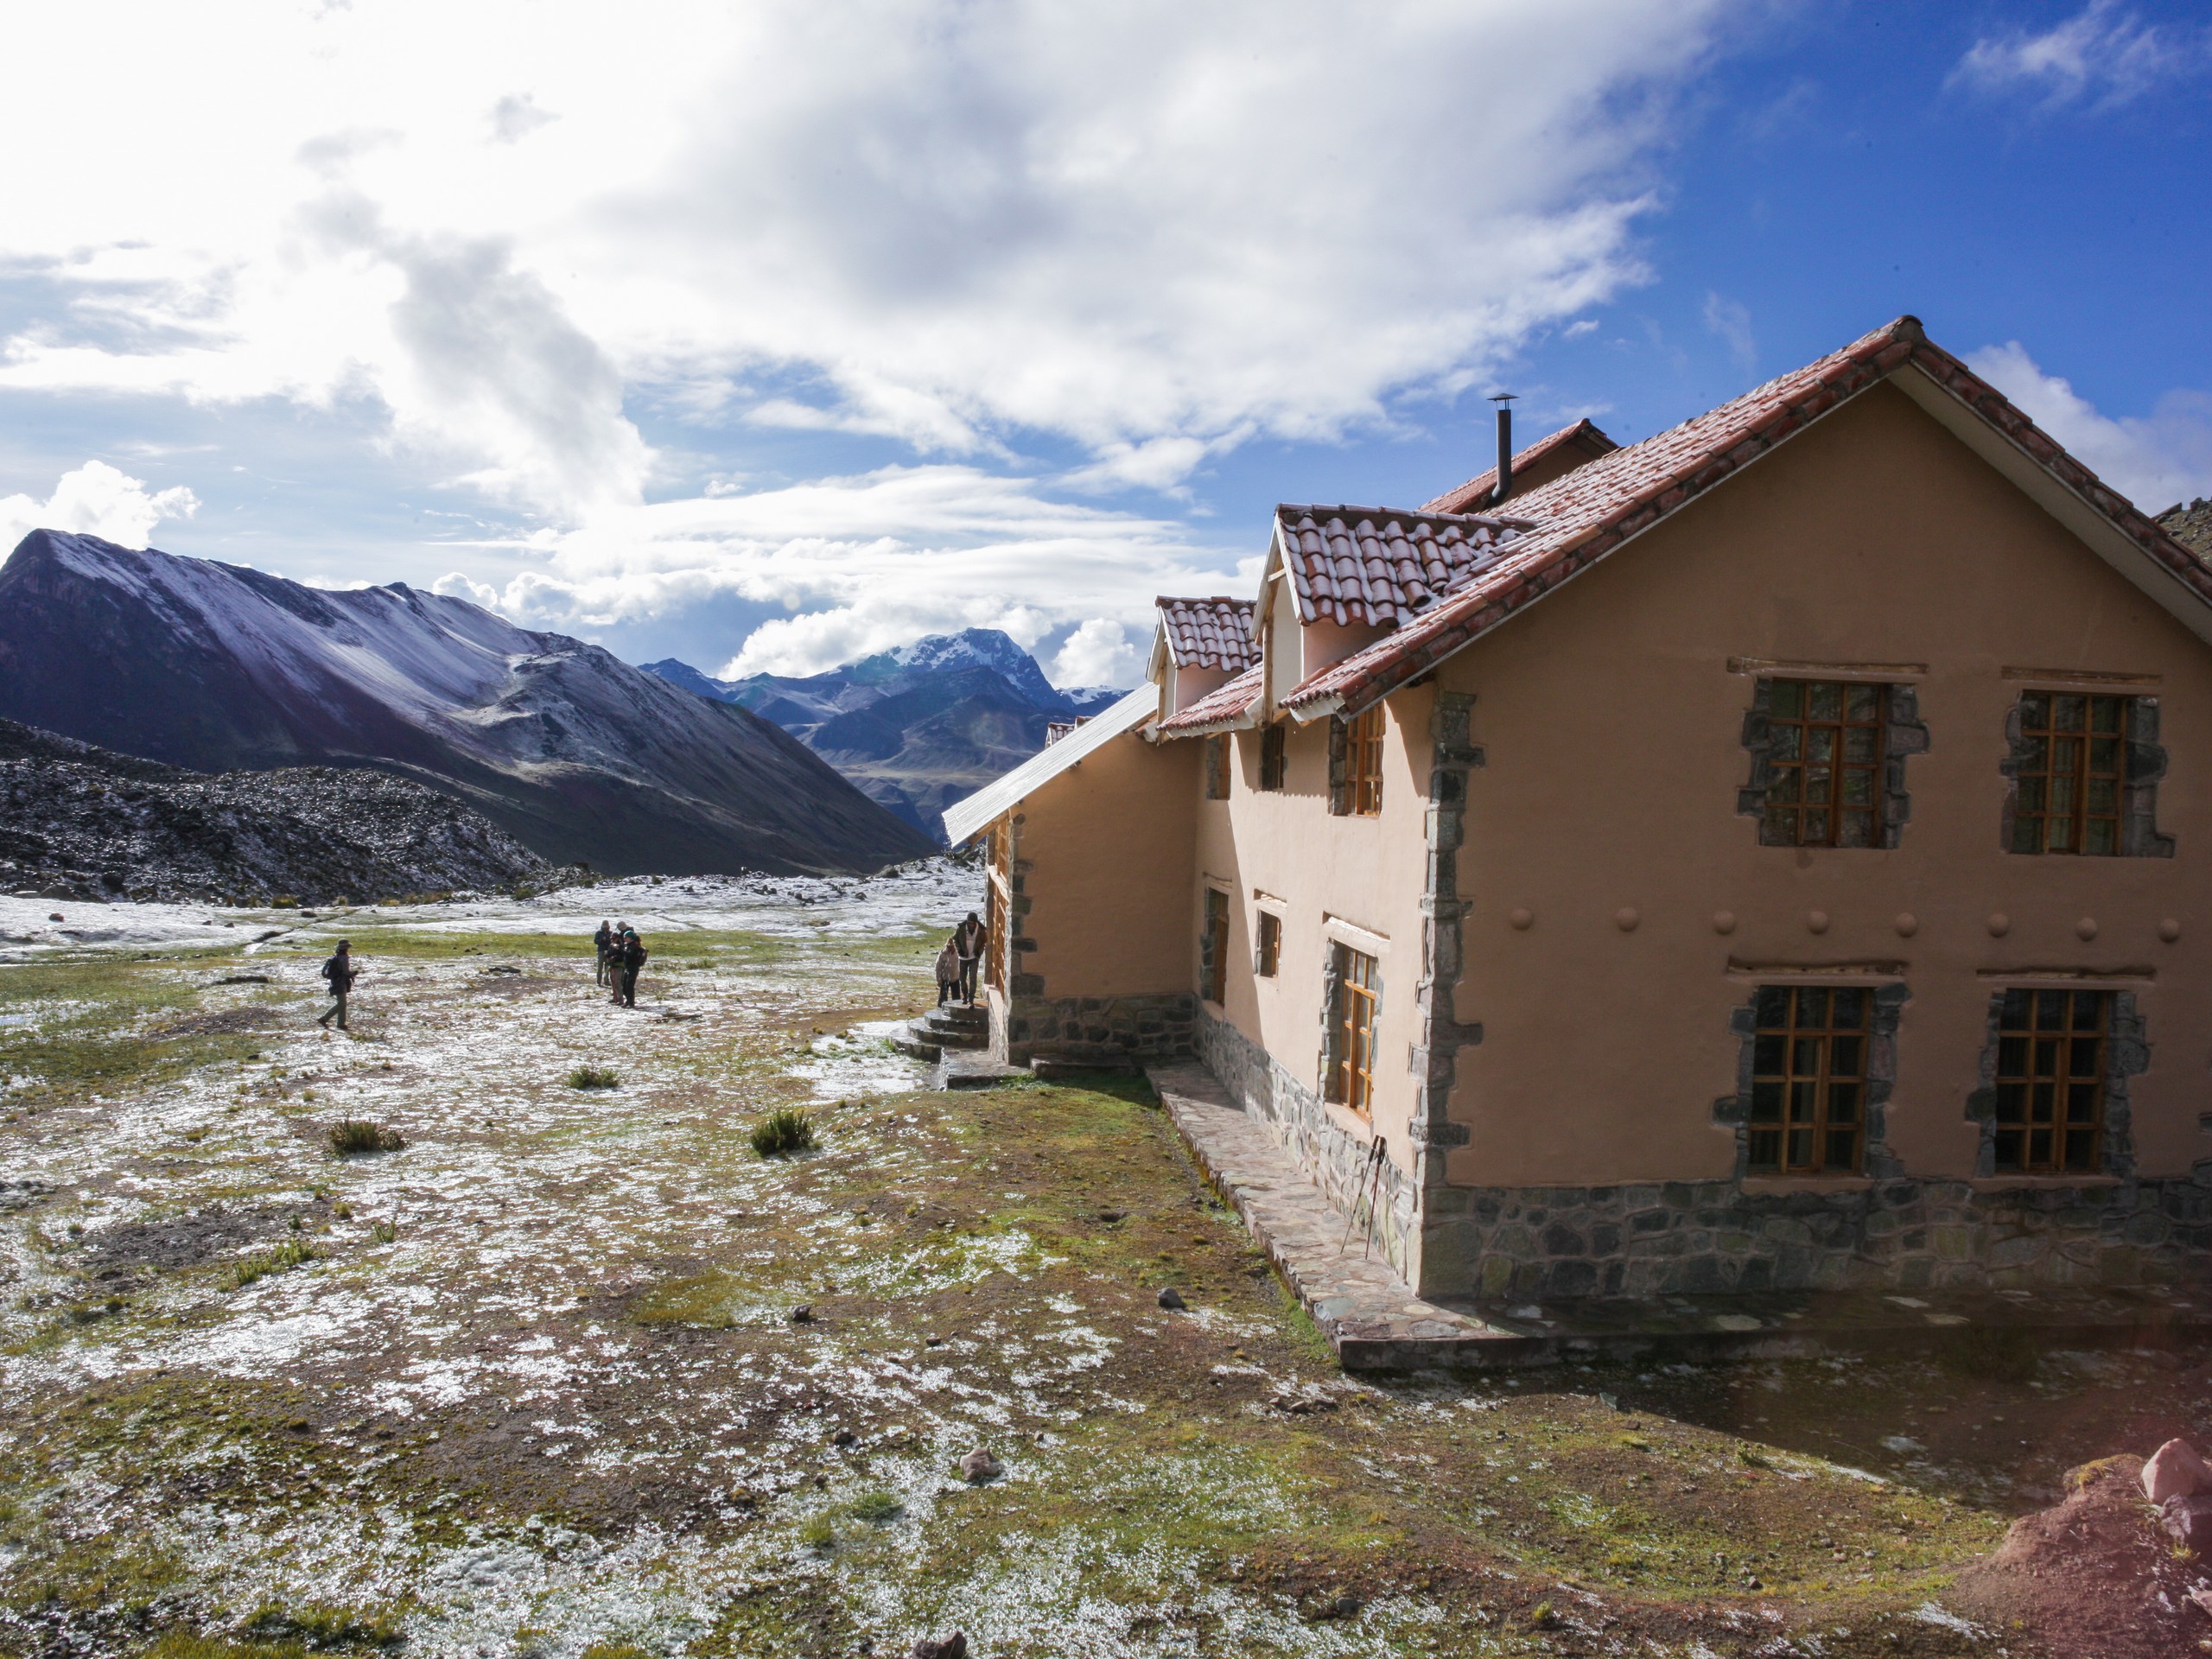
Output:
top-left (1154, 594), bottom-right (1256, 671)
top-left (1284, 316), bottom-right (2212, 718)
top-left (1274, 505), bottom-right (1528, 629)
top-left (1156, 663), bottom-right (1263, 737)
top-left (1421, 417), bottom-right (1621, 515)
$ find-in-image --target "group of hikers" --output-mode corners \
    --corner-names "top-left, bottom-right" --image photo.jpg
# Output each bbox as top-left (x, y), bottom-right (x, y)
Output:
top-left (309, 909), bottom-right (970, 1032)
top-left (933, 911), bottom-right (987, 1006)
top-left (592, 920), bottom-right (650, 1007)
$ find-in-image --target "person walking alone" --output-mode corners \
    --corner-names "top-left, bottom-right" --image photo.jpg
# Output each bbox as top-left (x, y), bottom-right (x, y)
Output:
top-left (617, 928), bottom-right (648, 1009)
top-left (316, 939), bottom-right (358, 1031)
top-left (592, 919), bottom-right (613, 987)
top-left (954, 911), bottom-right (985, 1005)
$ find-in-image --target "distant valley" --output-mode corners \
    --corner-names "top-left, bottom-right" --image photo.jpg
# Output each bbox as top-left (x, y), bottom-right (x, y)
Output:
top-left (644, 629), bottom-right (1125, 838)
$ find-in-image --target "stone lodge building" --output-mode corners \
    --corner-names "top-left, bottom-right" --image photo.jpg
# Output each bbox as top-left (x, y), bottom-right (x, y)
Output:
top-left (944, 316), bottom-right (2212, 1305)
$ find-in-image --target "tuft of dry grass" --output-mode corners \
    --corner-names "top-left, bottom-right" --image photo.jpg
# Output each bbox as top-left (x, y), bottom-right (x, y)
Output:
top-left (567, 1064), bottom-right (620, 1090)
top-left (749, 1107), bottom-right (815, 1157)
top-left (226, 1238), bottom-right (321, 1290)
top-left (326, 1119), bottom-right (404, 1155)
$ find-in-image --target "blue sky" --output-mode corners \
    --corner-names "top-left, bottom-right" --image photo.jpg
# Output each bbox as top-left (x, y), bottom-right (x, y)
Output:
top-left (0, 1), bottom-right (2206, 687)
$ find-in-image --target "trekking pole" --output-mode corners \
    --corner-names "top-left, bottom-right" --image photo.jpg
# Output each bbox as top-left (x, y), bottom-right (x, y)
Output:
top-left (1358, 1136), bottom-right (1389, 1262)
top-left (1338, 1135), bottom-right (1385, 1251)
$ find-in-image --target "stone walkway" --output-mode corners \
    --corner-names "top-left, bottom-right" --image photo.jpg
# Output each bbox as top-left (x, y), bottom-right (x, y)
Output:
top-left (1147, 1061), bottom-right (1523, 1370)
top-left (1148, 1059), bottom-right (2212, 1372)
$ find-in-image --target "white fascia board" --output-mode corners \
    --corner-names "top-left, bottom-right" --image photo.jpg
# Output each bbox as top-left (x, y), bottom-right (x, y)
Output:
top-left (940, 683), bottom-right (1157, 846)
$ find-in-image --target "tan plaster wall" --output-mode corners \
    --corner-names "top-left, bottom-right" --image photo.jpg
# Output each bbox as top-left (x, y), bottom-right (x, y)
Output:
top-left (1439, 381), bottom-right (2211, 1186)
top-left (1192, 682), bottom-right (1439, 1179)
top-left (1014, 728), bottom-right (1199, 996)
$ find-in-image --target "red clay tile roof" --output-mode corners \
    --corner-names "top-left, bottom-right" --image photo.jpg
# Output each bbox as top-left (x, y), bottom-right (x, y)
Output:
top-left (1156, 663), bottom-right (1263, 736)
top-left (1421, 417), bottom-right (1620, 515)
top-left (1274, 505), bottom-right (1529, 628)
top-left (1284, 316), bottom-right (2212, 718)
top-left (1155, 594), bottom-right (1256, 671)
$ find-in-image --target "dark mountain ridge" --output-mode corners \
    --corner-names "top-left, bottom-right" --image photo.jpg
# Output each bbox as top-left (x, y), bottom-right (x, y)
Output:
top-left (642, 628), bottom-right (1123, 836)
top-left (0, 717), bottom-right (547, 904)
top-left (0, 531), bottom-right (933, 877)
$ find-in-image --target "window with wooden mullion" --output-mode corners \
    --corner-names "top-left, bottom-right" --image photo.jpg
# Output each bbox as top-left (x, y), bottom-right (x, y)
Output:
top-left (2012, 692), bottom-right (2127, 855)
top-left (1349, 704), bottom-right (1385, 816)
top-left (1993, 988), bottom-right (2105, 1173)
top-left (1748, 985), bottom-right (1869, 1174)
top-left (1335, 945), bottom-right (1378, 1116)
top-left (1200, 887), bottom-right (1230, 1004)
top-left (1763, 679), bottom-right (1885, 848)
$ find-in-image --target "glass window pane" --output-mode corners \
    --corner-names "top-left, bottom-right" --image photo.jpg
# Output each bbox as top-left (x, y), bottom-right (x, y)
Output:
top-left (2002, 989), bottom-right (2032, 1027)
top-left (1791, 1039), bottom-right (1822, 1077)
top-left (1804, 771), bottom-right (1832, 805)
top-left (1789, 1079), bottom-right (1819, 1123)
top-left (1751, 1081), bottom-right (1783, 1122)
top-left (2018, 776), bottom-right (2047, 812)
top-left (1767, 774), bottom-right (1801, 805)
top-left (1771, 726), bottom-right (1802, 761)
top-left (2021, 736), bottom-right (2050, 772)
top-left (1846, 683), bottom-right (1880, 721)
top-left (1764, 808), bottom-right (1798, 842)
top-left (2011, 817), bottom-right (2044, 855)
top-left (2054, 695), bottom-right (2086, 732)
top-left (2063, 1128), bottom-right (2098, 1170)
top-left (1833, 988), bottom-right (1868, 1028)
top-left (1998, 1035), bottom-right (2028, 1077)
top-left (1787, 1128), bottom-right (1815, 1169)
top-left (1839, 810), bottom-right (1874, 848)
top-left (2019, 692), bottom-right (2049, 728)
top-left (1826, 1081), bottom-right (1859, 1124)
top-left (1769, 680), bottom-right (1802, 718)
top-left (1749, 1129), bottom-right (1781, 1171)
top-left (2088, 738), bottom-right (2119, 774)
top-left (2065, 1082), bottom-right (2100, 1124)
top-left (1840, 769), bottom-right (1874, 805)
top-left (1993, 1128), bottom-right (2024, 1172)
top-left (2032, 1039), bottom-right (2059, 1079)
top-left (1995, 1081), bottom-right (2026, 1123)
top-left (2035, 990), bottom-right (2067, 1029)
top-left (1829, 1035), bottom-right (1864, 1078)
top-left (1753, 1033), bottom-right (1787, 1074)
top-left (1807, 728), bottom-right (1836, 763)
top-left (2090, 697), bottom-right (2123, 734)
top-left (1755, 988), bottom-right (1790, 1027)
top-left (2073, 992), bottom-right (2104, 1030)
top-left (1796, 987), bottom-right (1829, 1025)
top-left (2084, 818), bottom-right (2116, 855)
top-left (1844, 726), bottom-right (1878, 762)
top-left (2031, 1081), bottom-right (2056, 1122)
top-left (2087, 779), bottom-right (2117, 815)
top-left (1808, 682), bottom-right (1842, 721)
top-left (2029, 1128), bottom-right (2053, 1166)
top-left (1804, 810), bottom-right (1830, 842)
top-left (1826, 1128), bottom-right (1859, 1171)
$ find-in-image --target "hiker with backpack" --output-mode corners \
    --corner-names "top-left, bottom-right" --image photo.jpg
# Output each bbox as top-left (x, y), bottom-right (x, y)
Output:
top-left (617, 928), bottom-right (648, 1008)
top-left (954, 911), bottom-right (985, 1004)
top-left (935, 937), bottom-right (962, 1007)
top-left (317, 939), bottom-right (358, 1031)
top-left (592, 919), bottom-right (613, 987)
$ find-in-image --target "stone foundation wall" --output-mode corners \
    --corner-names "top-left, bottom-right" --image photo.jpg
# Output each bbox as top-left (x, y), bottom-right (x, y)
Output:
top-left (1423, 1173), bottom-right (2212, 1302)
top-left (1003, 991), bottom-right (1196, 1066)
top-left (1196, 1003), bottom-right (1418, 1276)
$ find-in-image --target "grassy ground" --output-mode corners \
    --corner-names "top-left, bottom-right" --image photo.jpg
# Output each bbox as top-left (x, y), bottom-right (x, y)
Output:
top-left (2, 877), bottom-right (2208, 1657)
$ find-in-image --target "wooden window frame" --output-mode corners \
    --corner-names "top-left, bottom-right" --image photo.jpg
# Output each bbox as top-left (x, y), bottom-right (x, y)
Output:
top-left (1258, 723), bottom-right (1287, 791)
top-left (1200, 887), bottom-right (1230, 1004)
top-left (1748, 984), bottom-right (1871, 1175)
top-left (2010, 691), bottom-right (2128, 856)
top-left (1348, 704), bottom-right (1385, 817)
top-left (984, 827), bottom-right (1008, 992)
top-left (1332, 944), bottom-right (1379, 1117)
top-left (1204, 734), bottom-right (1231, 799)
top-left (1993, 988), bottom-right (2107, 1173)
top-left (1254, 911), bottom-right (1281, 978)
top-left (1759, 678), bottom-right (1887, 849)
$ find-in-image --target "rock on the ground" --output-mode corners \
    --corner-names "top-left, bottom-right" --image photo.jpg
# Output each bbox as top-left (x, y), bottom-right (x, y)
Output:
top-left (2160, 1494), bottom-right (2212, 1550)
top-left (1157, 1287), bottom-right (1186, 1310)
top-left (959, 1448), bottom-right (1002, 1483)
top-left (910, 1633), bottom-right (966, 1659)
top-left (2142, 1437), bottom-right (2208, 1502)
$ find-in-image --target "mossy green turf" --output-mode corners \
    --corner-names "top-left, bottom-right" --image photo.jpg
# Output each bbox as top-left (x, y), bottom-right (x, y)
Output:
top-left (0, 922), bottom-right (2191, 1657)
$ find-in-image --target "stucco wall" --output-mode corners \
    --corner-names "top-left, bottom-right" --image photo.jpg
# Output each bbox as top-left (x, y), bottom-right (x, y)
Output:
top-left (995, 726), bottom-right (1200, 1062)
top-left (1432, 380), bottom-right (2210, 1201)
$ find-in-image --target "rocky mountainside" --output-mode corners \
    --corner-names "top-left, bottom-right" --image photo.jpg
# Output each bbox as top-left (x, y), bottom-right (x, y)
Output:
top-left (0, 719), bottom-right (548, 904)
top-left (0, 531), bottom-right (934, 877)
top-left (643, 629), bottom-right (1123, 837)
top-left (2160, 499), bottom-right (2212, 562)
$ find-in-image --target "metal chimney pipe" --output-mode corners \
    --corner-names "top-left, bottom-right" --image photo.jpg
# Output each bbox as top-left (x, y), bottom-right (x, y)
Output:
top-left (1488, 392), bottom-right (1517, 506)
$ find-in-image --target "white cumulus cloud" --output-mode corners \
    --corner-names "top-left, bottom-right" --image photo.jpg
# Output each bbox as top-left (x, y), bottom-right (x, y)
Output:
top-left (1967, 341), bottom-right (2212, 514)
top-left (1051, 620), bottom-right (1143, 690)
top-left (0, 461), bottom-right (200, 555)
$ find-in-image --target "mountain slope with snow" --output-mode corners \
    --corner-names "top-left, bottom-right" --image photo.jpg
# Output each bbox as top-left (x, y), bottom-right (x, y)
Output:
top-left (644, 630), bottom-right (1124, 836)
top-left (0, 531), bottom-right (934, 877)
